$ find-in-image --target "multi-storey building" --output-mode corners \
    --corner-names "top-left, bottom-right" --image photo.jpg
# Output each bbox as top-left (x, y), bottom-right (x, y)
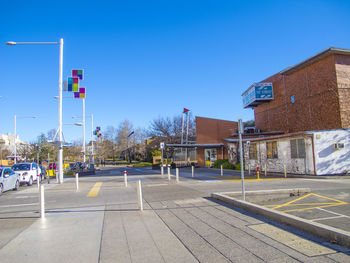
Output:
top-left (243, 47), bottom-right (350, 133)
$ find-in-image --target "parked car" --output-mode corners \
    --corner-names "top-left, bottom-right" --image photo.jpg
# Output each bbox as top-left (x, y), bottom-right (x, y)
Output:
top-left (0, 167), bottom-right (20, 195)
top-left (12, 162), bottom-right (40, 186)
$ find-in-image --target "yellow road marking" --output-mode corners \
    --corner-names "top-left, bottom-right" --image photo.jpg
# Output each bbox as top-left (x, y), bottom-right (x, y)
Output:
top-left (265, 202), bottom-right (338, 208)
top-left (271, 193), bottom-right (312, 210)
top-left (311, 192), bottom-right (347, 203)
top-left (269, 193), bottom-right (348, 212)
top-left (87, 182), bottom-right (103, 197)
top-left (225, 178), bottom-right (280, 182)
top-left (281, 204), bottom-right (346, 213)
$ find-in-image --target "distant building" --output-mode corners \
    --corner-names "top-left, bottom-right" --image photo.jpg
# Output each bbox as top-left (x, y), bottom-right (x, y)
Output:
top-left (0, 133), bottom-right (29, 159)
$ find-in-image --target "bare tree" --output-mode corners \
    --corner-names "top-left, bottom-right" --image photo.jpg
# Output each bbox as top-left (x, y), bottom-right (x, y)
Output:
top-left (147, 113), bottom-right (196, 159)
top-left (116, 120), bottom-right (134, 162)
top-left (47, 129), bottom-right (57, 141)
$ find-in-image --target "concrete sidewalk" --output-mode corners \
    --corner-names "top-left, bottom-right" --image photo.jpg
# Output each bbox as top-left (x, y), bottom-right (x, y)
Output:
top-left (0, 181), bottom-right (196, 263)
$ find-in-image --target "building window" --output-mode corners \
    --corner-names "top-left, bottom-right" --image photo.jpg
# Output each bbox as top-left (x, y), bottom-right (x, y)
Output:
top-left (249, 143), bottom-right (257, 159)
top-left (291, 95), bottom-right (295, 103)
top-left (290, 138), bottom-right (306, 158)
top-left (266, 141), bottom-right (278, 159)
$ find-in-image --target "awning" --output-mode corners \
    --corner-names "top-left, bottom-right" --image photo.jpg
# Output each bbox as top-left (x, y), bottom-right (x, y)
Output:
top-left (166, 143), bottom-right (224, 148)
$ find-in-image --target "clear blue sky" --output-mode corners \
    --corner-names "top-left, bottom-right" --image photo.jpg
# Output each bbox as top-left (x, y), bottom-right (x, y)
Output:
top-left (1, 0), bottom-right (350, 143)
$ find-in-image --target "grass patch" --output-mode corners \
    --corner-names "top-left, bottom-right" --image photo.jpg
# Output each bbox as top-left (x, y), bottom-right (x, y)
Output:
top-left (133, 162), bottom-right (152, 167)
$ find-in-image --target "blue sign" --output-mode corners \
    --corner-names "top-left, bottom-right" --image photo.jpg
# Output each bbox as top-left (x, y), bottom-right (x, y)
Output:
top-left (242, 82), bottom-right (273, 108)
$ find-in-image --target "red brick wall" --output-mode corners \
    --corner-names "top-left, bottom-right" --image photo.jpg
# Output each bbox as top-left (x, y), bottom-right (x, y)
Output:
top-left (254, 55), bottom-right (342, 132)
top-left (195, 117), bottom-right (236, 167)
top-left (335, 54), bottom-right (350, 128)
top-left (196, 117), bottom-right (238, 144)
top-left (254, 74), bottom-right (288, 132)
top-left (197, 148), bottom-right (204, 167)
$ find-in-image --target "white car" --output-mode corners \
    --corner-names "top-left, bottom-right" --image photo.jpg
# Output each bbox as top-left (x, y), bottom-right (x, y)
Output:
top-left (0, 167), bottom-right (20, 195)
top-left (12, 163), bottom-right (41, 186)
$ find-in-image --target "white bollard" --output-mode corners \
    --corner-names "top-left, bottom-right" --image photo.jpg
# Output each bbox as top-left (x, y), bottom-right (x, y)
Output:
top-left (264, 163), bottom-right (267, 177)
top-left (37, 174), bottom-right (40, 190)
top-left (192, 165), bottom-right (194, 178)
top-left (75, 173), bottom-right (79, 191)
top-left (284, 164), bottom-right (287, 178)
top-left (168, 166), bottom-right (171, 181)
top-left (55, 170), bottom-right (58, 183)
top-left (137, 180), bottom-right (143, 211)
top-left (124, 170), bottom-right (128, 187)
top-left (161, 166), bottom-right (164, 176)
top-left (221, 165), bottom-right (223, 176)
top-left (176, 168), bottom-right (179, 183)
top-left (40, 184), bottom-right (45, 218)
top-left (248, 164), bottom-right (251, 175)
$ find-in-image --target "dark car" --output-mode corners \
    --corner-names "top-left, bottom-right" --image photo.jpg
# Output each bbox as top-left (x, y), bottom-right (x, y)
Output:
top-left (69, 163), bottom-right (78, 171)
top-left (75, 162), bottom-right (86, 170)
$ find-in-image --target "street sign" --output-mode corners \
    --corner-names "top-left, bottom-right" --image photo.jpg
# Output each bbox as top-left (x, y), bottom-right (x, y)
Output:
top-left (160, 142), bottom-right (164, 149)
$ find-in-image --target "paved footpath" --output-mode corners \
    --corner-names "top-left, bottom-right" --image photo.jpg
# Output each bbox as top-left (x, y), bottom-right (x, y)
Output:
top-left (0, 168), bottom-right (350, 262)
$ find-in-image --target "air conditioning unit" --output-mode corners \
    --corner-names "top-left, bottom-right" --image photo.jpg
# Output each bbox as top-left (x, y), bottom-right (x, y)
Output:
top-left (334, 143), bottom-right (345, 150)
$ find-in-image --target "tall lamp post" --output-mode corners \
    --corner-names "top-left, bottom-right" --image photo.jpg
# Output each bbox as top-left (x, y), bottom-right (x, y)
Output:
top-left (7, 39), bottom-right (64, 183)
top-left (72, 113), bottom-right (94, 165)
top-left (14, 115), bottom-right (37, 164)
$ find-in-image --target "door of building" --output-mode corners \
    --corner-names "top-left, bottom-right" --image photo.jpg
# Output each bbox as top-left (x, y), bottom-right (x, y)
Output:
top-left (204, 148), bottom-right (217, 167)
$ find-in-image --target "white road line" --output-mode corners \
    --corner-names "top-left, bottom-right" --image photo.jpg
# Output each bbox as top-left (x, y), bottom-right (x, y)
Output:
top-left (311, 215), bottom-right (346, 221)
top-left (146, 184), bottom-right (168, 187)
top-left (317, 207), bottom-right (350, 219)
top-left (0, 203), bottom-right (38, 208)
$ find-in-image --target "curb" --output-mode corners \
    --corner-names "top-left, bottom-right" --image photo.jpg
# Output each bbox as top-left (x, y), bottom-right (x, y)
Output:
top-left (212, 191), bottom-right (350, 249)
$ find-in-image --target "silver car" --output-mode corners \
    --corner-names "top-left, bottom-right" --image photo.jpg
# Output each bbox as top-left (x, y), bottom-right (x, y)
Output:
top-left (0, 167), bottom-right (20, 195)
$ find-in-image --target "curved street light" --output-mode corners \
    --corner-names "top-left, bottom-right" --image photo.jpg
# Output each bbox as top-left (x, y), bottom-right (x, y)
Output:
top-left (6, 39), bottom-right (64, 183)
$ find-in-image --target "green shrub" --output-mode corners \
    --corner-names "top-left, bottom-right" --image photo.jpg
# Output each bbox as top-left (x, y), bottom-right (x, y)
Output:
top-left (222, 162), bottom-right (235, 169)
top-left (213, 159), bottom-right (228, 168)
top-left (213, 159), bottom-right (235, 170)
top-left (235, 163), bottom-right (245, 170)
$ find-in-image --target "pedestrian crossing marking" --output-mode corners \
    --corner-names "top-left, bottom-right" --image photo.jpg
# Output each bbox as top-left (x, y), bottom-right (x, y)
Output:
top-left (87, 182), bottom-right (103, 197)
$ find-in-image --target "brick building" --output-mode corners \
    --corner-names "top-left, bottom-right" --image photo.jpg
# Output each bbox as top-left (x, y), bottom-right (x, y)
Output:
top-left (243, 47), bottom-right (350, 133)
top-left (240, 47), bottom-right (350, 175)
top-left (196, 116), bottom-right (237, 167)
top-left (167, 116), bottom-right (237, 167)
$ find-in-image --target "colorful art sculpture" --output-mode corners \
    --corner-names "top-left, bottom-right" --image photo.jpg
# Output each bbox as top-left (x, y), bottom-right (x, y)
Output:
top-left (72, 69), bottom-right (84, 80)
top-left (94, 126), bottom-right (102, 138)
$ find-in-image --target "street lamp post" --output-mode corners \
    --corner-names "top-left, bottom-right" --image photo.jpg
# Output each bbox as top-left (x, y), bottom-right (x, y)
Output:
top-left (82, 98), bottom-right (86, 163)
top-left (14, 115), bottom-right (36, 164)
top-left (6, 39), bottom-right (64, 183)
top-left (72, 114), bottom-right (94, 165)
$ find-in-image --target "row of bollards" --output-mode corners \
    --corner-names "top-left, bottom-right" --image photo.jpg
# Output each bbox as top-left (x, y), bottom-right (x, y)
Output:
top-left (247, 163), bottom-right (288, 178)
top-left (163, 165), bottom-right (196, 181)
top-left (123, 170), bottom-right (143, 211)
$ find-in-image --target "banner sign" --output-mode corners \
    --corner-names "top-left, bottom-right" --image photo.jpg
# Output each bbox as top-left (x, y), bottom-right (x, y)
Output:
top-left (242, 82), bottom-right (273, 108)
